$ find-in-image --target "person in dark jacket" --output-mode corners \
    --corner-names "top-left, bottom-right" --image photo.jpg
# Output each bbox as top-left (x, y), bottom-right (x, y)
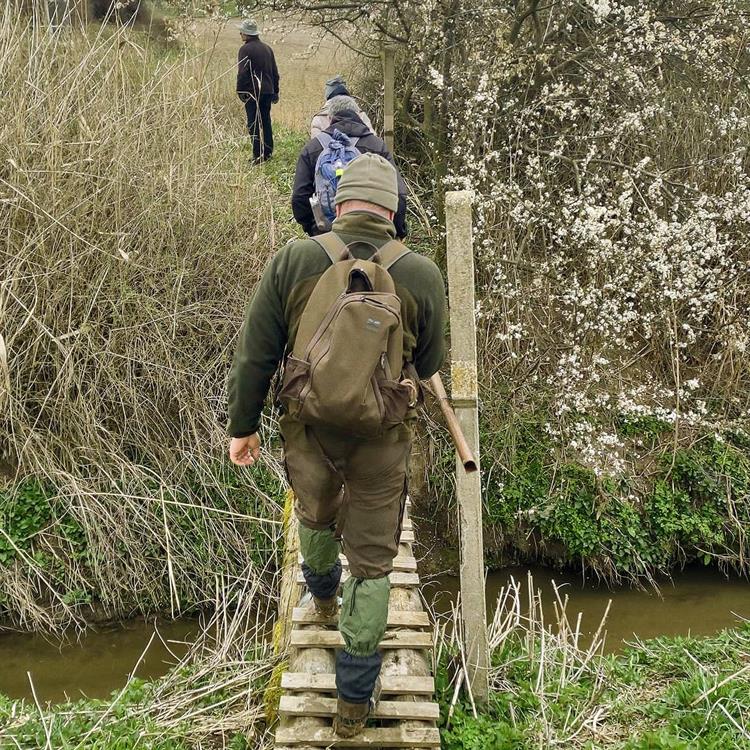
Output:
top-left (310, 75), bottom-right (374, 139)
top-left (292, 95), bottom-right (408, 238)
top-left (236, 19), bottom-right (279, 163)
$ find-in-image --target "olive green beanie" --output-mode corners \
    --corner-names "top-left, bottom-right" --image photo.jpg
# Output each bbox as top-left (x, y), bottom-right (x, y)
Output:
top-left (334, 153), bottom-right (399, 213)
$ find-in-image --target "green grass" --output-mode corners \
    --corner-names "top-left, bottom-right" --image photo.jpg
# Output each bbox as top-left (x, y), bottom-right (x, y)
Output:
top-left (437, 621), bottom-right (750, 749)
top-left (260, 126), bottom-right (306, 196)
top-left (0, 681), bottom-right (188, 750)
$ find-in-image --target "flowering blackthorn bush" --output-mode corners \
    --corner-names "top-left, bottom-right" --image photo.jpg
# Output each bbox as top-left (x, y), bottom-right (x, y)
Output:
top-left (444, 2), bottom-right (750, 481)
top-left (254, 0), bottom-right (750, 574)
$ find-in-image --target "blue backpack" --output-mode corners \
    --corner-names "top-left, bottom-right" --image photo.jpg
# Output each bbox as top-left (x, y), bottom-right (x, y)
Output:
top-left (312, 130), bottom-right (361, 224)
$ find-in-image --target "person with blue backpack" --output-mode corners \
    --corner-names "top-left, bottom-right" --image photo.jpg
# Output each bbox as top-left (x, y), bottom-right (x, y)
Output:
top-left (291, 95), bottom-right (408, 239)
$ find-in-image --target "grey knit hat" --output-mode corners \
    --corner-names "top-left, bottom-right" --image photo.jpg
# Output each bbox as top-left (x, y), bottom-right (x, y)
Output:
top-left (238, 19), bottom-right (259, 36)
top-left (325, 75), bottom-right (349, 100)
top-left (335, 153), bottom-right (399, 213)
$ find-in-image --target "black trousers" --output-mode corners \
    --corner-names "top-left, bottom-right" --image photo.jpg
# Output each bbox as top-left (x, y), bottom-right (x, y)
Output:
top-left (244, 94), bottom-right (274, 160)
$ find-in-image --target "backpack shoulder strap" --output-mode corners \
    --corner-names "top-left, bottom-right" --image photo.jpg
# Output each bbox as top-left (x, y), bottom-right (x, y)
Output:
top-left (349, 136), bottom-right (360, 148)
top-left (374, 239), bottom-right (412, 270)
top-left (315, 132), bottom-right (333, 149)
top-left (310, 232), bottom-right (349, 265)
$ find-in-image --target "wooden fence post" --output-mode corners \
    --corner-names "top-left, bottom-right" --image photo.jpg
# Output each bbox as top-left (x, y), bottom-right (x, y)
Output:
top-left (382, 45), bottom-right (396, 152)
top-left (445, 190), bottom-right (489, 705)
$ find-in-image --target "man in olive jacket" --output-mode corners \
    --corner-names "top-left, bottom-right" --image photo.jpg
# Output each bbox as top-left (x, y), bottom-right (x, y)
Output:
top-left (227, 155), bottom-right (445, 736)
top-left (236, 19), bottom-right (279, 163)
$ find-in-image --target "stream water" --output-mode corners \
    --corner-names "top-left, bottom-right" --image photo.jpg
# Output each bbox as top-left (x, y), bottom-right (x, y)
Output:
top-left (0, 565), bottom-right (747, 704)
top-left (0, 618), bottom-right (197, 704)
top-left (425, 564), bottom-right (750, 652)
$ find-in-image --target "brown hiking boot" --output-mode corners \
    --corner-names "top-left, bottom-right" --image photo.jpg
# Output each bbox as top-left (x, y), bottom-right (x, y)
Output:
top-left (312, 594), bottom-right (338, 619)
top-left (332, 678), bottom-right (380, 738)
top-left (333, 697), bottom-right (370, 738)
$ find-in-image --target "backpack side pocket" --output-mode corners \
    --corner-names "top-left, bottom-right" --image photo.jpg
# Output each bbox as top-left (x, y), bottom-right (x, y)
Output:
top-left (377, 379), bottom-right (413, 428)
top-left (278, 355), bottom-right (310, 419)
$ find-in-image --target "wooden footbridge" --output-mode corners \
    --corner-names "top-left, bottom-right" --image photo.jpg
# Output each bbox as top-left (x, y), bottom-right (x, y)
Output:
top-left (273, 493), bottom-right (441, 748)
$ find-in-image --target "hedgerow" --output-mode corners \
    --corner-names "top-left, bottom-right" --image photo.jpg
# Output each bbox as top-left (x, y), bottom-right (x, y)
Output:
top-left (262, 0), bottom-right (750, 580)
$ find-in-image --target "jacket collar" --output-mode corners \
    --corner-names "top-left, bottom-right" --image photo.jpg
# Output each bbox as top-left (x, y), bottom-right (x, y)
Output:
top-left (331, 211), bottom-right (396, 240)
top-left (326, 112), bottom-right (372, 137)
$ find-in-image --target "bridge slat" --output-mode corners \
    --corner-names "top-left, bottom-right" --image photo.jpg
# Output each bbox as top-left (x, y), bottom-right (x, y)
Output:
top-left (279, 695), bottom-right (440, 721)
top-left (280, 673), bottom-right (434, 695)
top-left (296, 569), bottom-right (419, 587)
top-left (298, 553), bottom-right (417, 572)
top-left (274, 726), bottom-right (440, 747)
top-left (292, 608), bottom-right (429, 628)
top-left (290, 630), bottom-right (432, 649)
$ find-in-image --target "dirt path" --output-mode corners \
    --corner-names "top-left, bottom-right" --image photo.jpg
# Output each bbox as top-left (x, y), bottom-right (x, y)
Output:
top-left (197, 15), bottom-right (364, 132)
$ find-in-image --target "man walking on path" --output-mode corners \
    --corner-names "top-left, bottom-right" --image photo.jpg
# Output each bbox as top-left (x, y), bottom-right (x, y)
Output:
top-left (227, 154), bottom-right (445, 736)
top-left (236, 19), bottom-right (279, 164)
top-left (292, 96), bottom-right (409, 238)
top-left (310, 75), bottom-right (374, 139)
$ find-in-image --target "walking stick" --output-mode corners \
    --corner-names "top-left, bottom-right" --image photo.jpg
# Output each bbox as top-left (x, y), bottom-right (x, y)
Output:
top-left (428, 373), bottom-right (478, 473)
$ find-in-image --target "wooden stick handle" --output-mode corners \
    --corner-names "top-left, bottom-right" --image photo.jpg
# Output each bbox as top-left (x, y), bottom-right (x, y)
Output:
top-left (428, 373), bottom-right (478, 473)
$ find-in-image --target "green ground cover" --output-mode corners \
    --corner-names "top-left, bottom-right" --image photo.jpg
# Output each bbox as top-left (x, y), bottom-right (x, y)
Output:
top-left (437, 620), bottom-right (750, 749)
top-left (472, 418), bottom-right (750, 582)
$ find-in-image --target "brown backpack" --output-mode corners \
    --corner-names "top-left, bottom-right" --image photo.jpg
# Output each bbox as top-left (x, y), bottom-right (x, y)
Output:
top-left (279, 232), bottom-right (415, 437)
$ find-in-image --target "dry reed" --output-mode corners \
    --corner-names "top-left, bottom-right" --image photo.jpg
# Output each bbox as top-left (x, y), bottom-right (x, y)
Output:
top-left (433, 572), bottom-right (612, 747)
top-left (0, 570), bottom-right (278, 748)
top-left (0, 10), bottom-right (288, 630)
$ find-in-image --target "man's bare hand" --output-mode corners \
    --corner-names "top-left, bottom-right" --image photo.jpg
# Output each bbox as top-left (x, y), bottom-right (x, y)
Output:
top-left (229, 434), bottom-right (261, 467)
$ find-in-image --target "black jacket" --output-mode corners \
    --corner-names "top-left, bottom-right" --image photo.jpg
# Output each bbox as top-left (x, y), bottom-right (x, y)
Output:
top-left (291, 112), bottom-right (408, 239)
top-left (237, 38), bottom-right (279, 99)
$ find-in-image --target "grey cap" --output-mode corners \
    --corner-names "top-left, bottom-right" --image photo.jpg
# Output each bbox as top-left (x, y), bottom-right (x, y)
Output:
top-left (335, 153), bottom-right (399, 213)
top-left (238, 19), bottom-right (259, 36)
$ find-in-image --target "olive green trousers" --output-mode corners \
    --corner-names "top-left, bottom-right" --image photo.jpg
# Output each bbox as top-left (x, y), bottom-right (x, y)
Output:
top-left (280, 414), bottom-right (410, 656)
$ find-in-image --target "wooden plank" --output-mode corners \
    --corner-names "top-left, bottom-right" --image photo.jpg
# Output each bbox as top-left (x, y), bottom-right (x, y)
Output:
top-left (402, 518), bottom-right (413, 530)
top-left (276, 490), bottom-right (302, 653)
top-left (299, 553), bottom-right (417, 573)
top-left (296, 569), bottom-right (419, 587)
top-left (275, 726), bottom-right (440, 747)
top-left (400, 529), bottom-right (415, 543)
top-left (292, 607), bottom-right (429, 628)
top-left (279, 695), bottom-right (440, 721)
top-left (281, 673), bottom-right (434, 695)
top-left (291, 630), bottom-right (432, 650)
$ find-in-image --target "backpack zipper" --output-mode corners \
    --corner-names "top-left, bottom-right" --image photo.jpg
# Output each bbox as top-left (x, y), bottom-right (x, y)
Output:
top-left (303, 292), bottom-right (346, 361)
